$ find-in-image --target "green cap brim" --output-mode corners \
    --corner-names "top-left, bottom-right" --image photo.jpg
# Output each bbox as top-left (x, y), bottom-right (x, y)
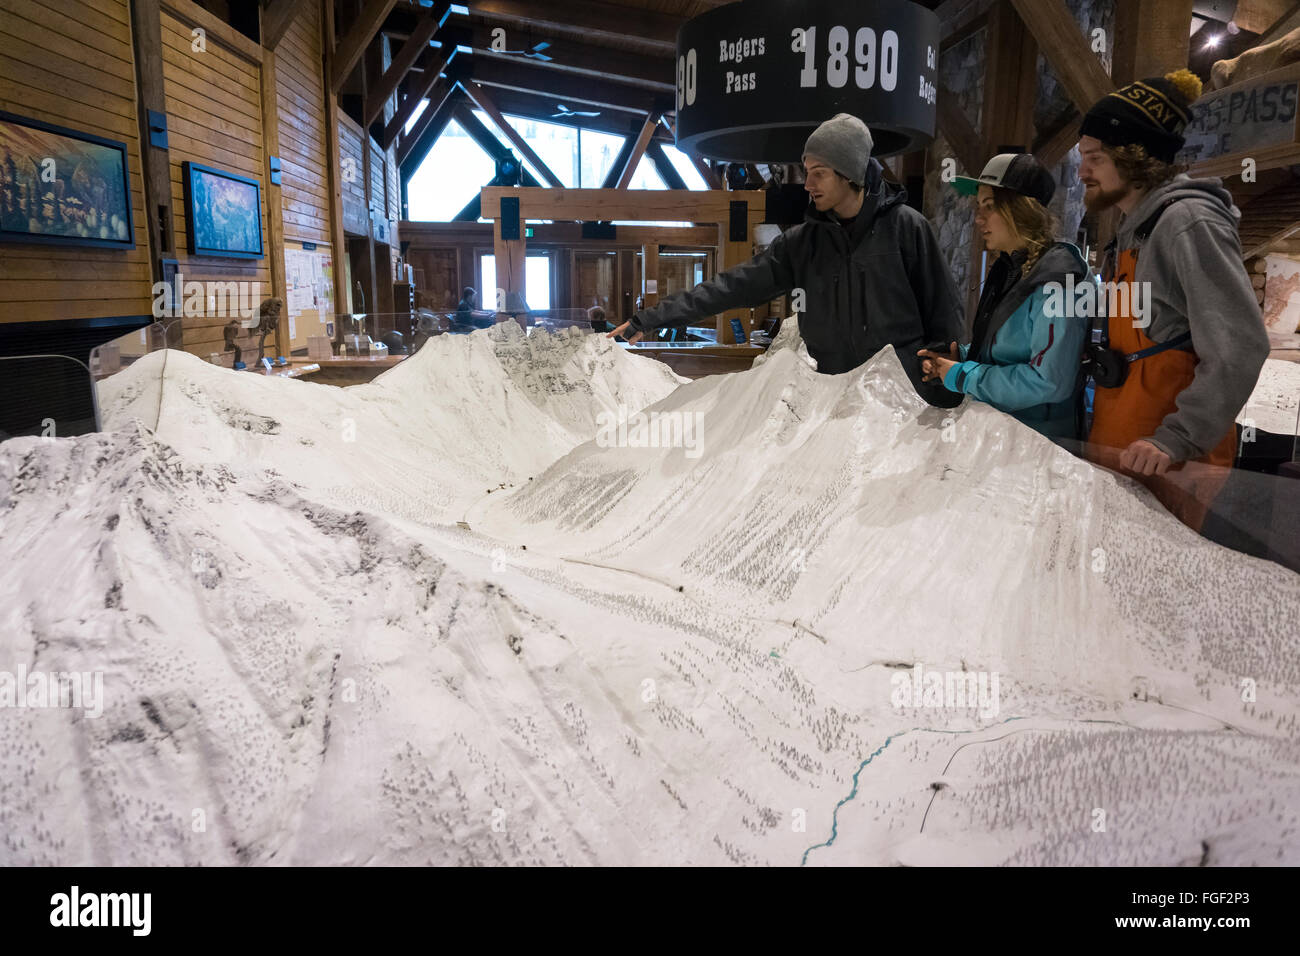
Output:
top-left (952, 176), bottom-right (981, 196)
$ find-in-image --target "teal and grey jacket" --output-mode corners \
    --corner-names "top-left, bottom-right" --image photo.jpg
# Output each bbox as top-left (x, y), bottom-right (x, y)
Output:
top-left (942, 241), bottom-right (1091, 439)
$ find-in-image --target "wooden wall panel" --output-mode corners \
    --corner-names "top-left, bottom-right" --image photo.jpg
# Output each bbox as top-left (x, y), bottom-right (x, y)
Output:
top-left (159, 4), bottom-right (269, 357)
top-left (0, 0), bottom-right (153, 322)
top-left (407, 247), bottom-right (458, 310)
top-left (385, 143), bottom-right (400, 282)
top-left (368, 139), bottom-right (385, 214)
top-left (276, 1), bottom-right (330, 245)
top-left (339, 112), bottom-right (366, 235)
top-left (386, 144), bottom-right (399, 222)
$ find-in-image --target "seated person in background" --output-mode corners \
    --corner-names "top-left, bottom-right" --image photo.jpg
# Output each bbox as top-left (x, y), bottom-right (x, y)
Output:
top-left (456, 286), bottom-right (477, 314)
top-left (919, 153), bottom-right (1091, 440)
top-left (588, 306), bottom-right (609, 333)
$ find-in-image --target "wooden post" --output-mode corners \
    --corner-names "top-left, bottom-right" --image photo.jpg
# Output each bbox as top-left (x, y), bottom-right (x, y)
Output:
top-left (259, 39), bottom-right (289, 356)
top-left (493, 226), bottom-right (527, 314)
top-left (716, 197), bottom-right (759, 344)
top-left (361, 8), bottom-right (381, 325)
top-left (1101, 0), bottom-right (1195, 253)
top-left (128, 0), bottom-right (175, 288)
top-left (619, 249), bottom-right (634, 323)
top-left (964, 0), bottom-right (1039, 320)
top-left (322, 0), bottom-right (349, 315)
top-left (642, 242), bottom-right (659, 308)
top-left (1112, 0), bottom-right (1195, 88)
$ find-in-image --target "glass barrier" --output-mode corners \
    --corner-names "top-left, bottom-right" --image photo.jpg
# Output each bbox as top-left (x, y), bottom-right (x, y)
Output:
top-left (287, 310), bottom-right (763, 359)
top-left (0, 354), bottom-right (98, 441)
top-left (87, 320), bottom-right (177, 433)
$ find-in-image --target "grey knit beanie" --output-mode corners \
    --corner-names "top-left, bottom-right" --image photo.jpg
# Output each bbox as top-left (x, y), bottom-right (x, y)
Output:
top-left (802, 113), bottom-right (874, 186)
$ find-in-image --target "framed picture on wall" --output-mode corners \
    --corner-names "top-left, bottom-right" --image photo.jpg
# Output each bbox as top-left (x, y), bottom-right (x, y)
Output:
top-left (181, 161), bottom-right (263, 259)
top-left (0, 109), bottom-right (135, 249)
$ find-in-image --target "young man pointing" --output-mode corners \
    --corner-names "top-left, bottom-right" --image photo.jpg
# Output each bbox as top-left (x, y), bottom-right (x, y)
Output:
top-left (609, 113), bottom-right (964, 407)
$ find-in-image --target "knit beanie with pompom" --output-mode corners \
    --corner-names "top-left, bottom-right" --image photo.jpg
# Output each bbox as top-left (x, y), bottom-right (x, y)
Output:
top-left (1080, 68), bottom-right (1204, 163)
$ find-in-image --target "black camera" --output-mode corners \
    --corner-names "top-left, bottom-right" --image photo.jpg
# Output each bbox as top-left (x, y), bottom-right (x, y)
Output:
top-left (1086, 344), bottom-right (1128, 388)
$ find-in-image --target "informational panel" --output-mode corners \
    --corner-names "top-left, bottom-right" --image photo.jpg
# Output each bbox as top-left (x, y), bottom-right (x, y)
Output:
top-left (674, 0), bottom-right (939, 161)
top-left (285, 244), bottom-right (335, 351)
top-left (1179, 70), bottom-right (1300, 166)
top-left (1180, 64), bottom-right (1300, 177)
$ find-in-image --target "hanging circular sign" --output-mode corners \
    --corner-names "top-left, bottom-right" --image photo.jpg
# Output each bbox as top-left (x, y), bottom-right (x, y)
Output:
top-left (674, 0), bottom-right (939, 161)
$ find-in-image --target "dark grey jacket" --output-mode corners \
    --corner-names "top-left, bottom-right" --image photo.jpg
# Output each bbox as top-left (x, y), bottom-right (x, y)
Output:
top-left (628, 178), bottom-right (965, 407)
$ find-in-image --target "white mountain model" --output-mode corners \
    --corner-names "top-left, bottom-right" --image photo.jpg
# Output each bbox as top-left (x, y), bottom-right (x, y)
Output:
top-left (1, 322), bottom-right (1296, 866)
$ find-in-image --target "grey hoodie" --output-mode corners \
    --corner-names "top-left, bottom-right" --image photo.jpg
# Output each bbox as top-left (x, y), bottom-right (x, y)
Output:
top-left (1113, 174), bottom-right (1270, 462)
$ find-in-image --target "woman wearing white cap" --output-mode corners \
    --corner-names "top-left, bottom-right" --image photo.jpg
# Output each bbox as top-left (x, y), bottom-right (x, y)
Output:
top-left (919, 153), bottom-right (1093, 440)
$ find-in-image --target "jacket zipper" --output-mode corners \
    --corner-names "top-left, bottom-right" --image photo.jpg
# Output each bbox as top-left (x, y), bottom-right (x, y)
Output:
top-left (834, 273), bottom-right (841, 333)
top-left (859, 268), bottom-right (867, 330)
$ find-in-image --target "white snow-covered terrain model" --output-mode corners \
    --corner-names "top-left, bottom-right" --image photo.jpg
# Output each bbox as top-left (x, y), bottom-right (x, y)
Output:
top-left (1, 322), bottom-right (1297, 865)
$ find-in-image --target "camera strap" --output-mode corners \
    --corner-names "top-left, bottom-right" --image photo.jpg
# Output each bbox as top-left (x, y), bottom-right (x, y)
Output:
top-left (1092, 197), bottom-right (1181, 356)
top-left (1124, 330), bottom-right (1191, 362)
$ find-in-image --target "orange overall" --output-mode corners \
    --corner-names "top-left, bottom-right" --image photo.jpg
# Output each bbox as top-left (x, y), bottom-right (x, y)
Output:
top-left (1087, 246), bottom-right (1235, 532)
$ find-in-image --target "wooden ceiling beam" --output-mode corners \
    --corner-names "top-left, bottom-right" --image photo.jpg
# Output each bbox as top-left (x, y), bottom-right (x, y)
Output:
top-left (466, 55), bottom-right (668, 115)
top-left (937, 81), bottom-right (984, 176)
top-left (936, 0), bottom-right (998, 49)
top-left (450, 84), bottom-right (658, 139)
top-left (382, 45), bottom-right (459, 150)
top-left (331, 0), bottom-right (400, 93)
top-left (261, 0), bottom-right (312, 50)
top-left (617, 113), bottom-right (662, 189)
top-left (691, 155), bottom-right (722, 189)
top-left (460, 0), bottom-right (681, 57)
top-left (1033, 108), bottom-right (1082, 168)
top-left (469, 36), bottom-right (673, 92)
top-left (389, 14), bottom-right (675, 92)
top-left (480, 186), bottom-right (766, 223)
top-left (1233, 0), bottom-right (1298, 36)
top-left (463, 80), bottom-right (566, 187)
top-left (397, 83), bottom-right (460, 168)
top-left (1257, 0), bottom-right (1300, 44)
top-left (1008, 0), bottom-right (1112, 113)
top-left (364, 1), bottom-right (451, 126)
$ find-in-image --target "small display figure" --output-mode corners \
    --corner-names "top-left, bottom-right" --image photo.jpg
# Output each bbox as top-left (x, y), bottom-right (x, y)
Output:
top-left (254, 297), bottom-right (283, 365)
top-left (222, 319), bottom-right (242, 366)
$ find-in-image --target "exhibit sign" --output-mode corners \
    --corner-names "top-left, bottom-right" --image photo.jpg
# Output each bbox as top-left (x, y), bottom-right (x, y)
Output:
top-left (674, 0), bottom-right (939, 161)
top-left (1179, 63), bottom-right (1300, 176)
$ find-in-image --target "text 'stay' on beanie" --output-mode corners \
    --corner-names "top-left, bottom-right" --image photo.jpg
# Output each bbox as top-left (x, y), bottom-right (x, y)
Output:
top-left (1080, 69), bottom-right (1203, 163)
top-left (802, 113), bottom-right (874, 186)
